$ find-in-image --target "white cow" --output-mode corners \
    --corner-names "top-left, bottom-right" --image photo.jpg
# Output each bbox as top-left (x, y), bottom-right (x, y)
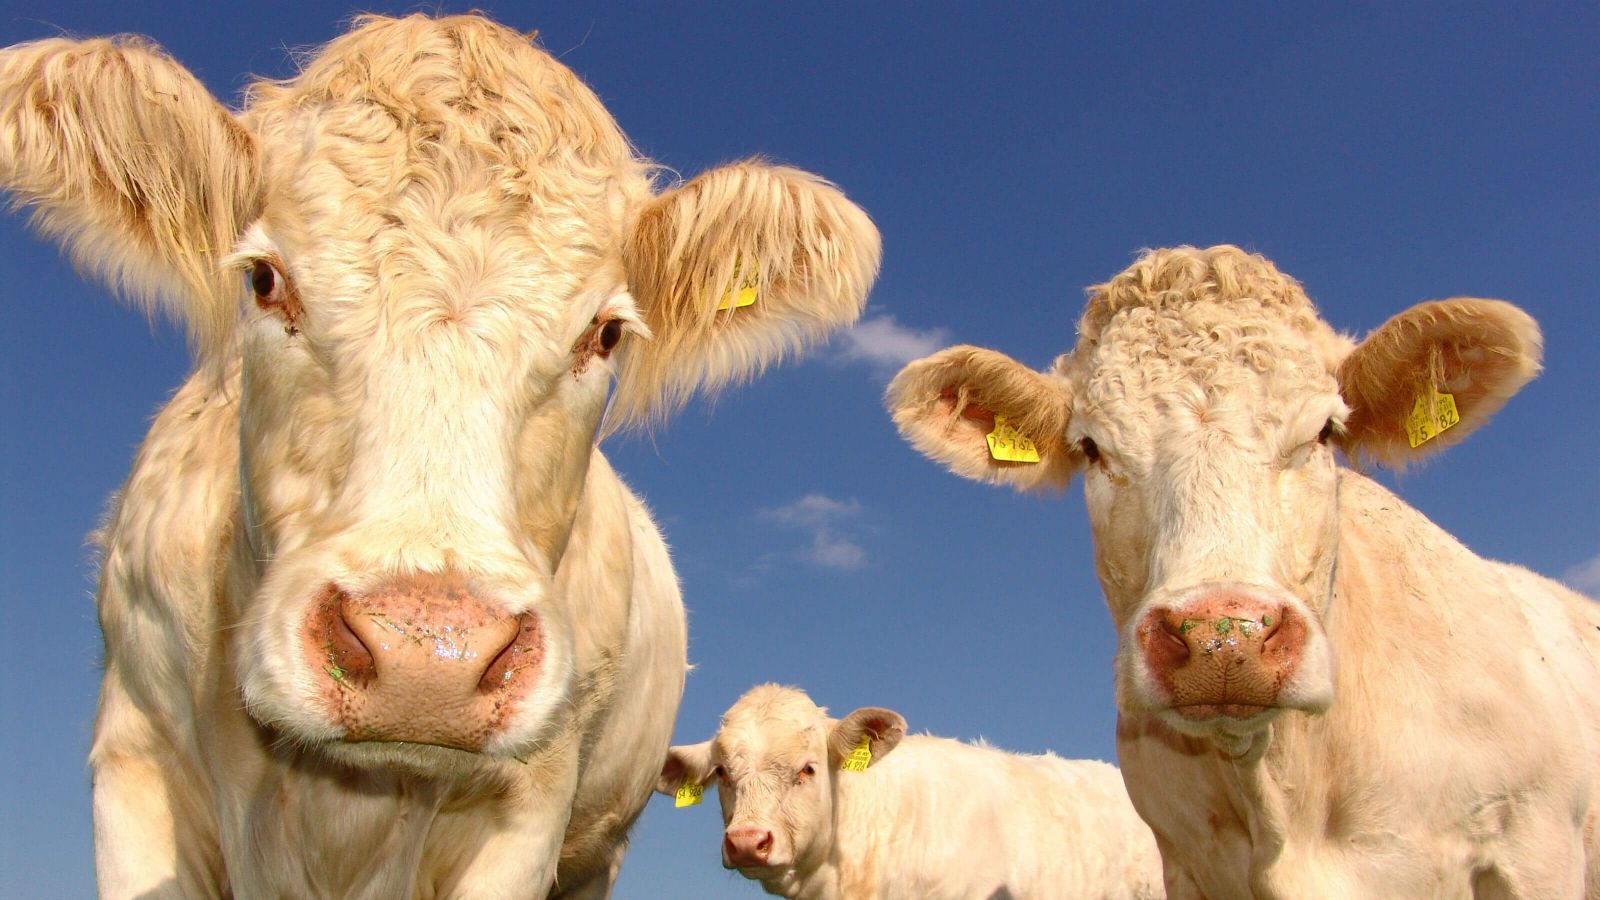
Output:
top-left (657, 684), bottom-right (1166, 899)
top-left (888, 245), bottom-right (1600, 899)
top-left (0, 14), bottom-right (879, 899)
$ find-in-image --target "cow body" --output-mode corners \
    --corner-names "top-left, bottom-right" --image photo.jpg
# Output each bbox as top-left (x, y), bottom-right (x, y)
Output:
top-left (659, 685), bottom-right (1165, 900)
top-left (1, 14), bottom-right (879, 898)
top-left (888, 246), bottom-right (1599, 898)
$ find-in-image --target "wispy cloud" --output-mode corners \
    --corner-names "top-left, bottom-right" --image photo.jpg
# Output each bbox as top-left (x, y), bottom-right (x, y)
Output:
top-left (1562, 552), bottom-right (1600, 598)
top-left (833, 313), bottom-right (949, 372)
top-left (759, 493), bottom-right (867, 570)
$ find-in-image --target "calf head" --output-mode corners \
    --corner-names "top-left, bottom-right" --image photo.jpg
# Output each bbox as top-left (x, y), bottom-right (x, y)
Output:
top-left (889, 246), bottom-right (1539, 743)
top-left (0, 15), bottom-right (878, 771)
top-left (656, 685), bottom-right (905, 877)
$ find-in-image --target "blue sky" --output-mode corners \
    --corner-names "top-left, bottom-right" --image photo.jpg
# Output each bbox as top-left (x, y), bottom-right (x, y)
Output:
top-left (1, 3), bottom-right (1595, 897)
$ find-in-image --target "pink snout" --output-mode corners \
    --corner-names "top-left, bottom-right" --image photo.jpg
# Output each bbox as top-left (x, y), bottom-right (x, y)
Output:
top-left (1136, 592), bottom-right (1307, 719)
top-left (304, 572), bottom-right (543, 751)
top-left (723, 825), bottom-right (775, 869)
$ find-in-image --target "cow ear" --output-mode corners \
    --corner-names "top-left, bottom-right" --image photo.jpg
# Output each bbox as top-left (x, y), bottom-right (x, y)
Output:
top-left (655, 740), bottom-right (715, 795)
top-left (887, 345), bottom-right (1079, 492)
top-left (1337, 299), bottom-right (1541, 466)
top-left (828, 707), bottom-right (907, 768)
top-left (0, 36), bottom-right (261, 362)
top-left (609, 160), bottom-right (881, 430)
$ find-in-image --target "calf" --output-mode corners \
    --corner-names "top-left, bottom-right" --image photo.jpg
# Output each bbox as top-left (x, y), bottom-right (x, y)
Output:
top-left (658, 684), bottom-right (1165, 899)
top-left (0, 14), bottom-right (879, 898)
top-left (888, 245), bottom-right (1599, 898)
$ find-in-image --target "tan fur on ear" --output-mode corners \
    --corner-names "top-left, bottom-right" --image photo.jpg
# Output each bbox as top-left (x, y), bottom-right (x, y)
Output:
top-left (828, 707), bottom-right (907, 765)
top-left (1338, 298), bottom-right (1541, 466)
top-left (610, 160), bottom-right (880, 430)
top-left (887, 345), bottom-right (1078, 491)
top-left (0, 36), bottom-right (262, 363)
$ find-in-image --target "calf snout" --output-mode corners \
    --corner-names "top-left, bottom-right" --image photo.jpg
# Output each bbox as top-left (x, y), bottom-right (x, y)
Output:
top-left (1136, 592), bottom-right (1307, 719)
top-left (305, 572), bottom-right (543, 751)
top-left (723, 825), bottom-right (776, 868)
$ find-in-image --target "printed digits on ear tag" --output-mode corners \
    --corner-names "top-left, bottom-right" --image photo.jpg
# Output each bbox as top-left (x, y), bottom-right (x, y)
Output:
top-left (674, 783), bottom-right (704, 807)
top-left (1404, 384), bottom-right (1460, 448)
top-left (986, 415), bottom-right (1041, 463)
top-left (841, 735), bottom-right (873, 773)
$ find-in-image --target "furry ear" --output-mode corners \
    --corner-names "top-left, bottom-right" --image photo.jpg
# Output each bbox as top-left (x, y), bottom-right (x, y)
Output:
top-left (887, 344), bottom-right (1080, 491)
top-left (1337, 299), bottom-right (1541, 466)
top-left (655, 740), bottom-right (715, 795)
top-left (0, 35), bottom-right (261, 361)
top-left (828, 707), bottom-right (907, 769)
top-left (610, 160), bottom-right (880, 430)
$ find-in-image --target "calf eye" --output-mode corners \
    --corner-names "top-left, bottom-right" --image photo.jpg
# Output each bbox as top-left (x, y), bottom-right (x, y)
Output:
top-left (1079, 437), bottom-right (1101, 463)
top-left (713, 765), bottom-right (728, 782)
top-left (598, 319), bottom-right (624, 354)
top-left (796, 763), bottom-right (816, 784)
top-left (1317, 419), bottom-right (1334, 445)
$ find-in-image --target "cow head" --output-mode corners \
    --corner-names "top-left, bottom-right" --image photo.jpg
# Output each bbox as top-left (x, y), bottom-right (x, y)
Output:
top-left (656, 685), bottom-right (905, 880)
top-left (888, 246), bottom-right (1539, 745)
top-left (0, 15), bottom-right (879, 771)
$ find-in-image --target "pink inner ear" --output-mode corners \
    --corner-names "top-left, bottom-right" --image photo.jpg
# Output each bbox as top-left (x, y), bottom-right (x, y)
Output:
top-left (937, 386), bottom-right (996, 428)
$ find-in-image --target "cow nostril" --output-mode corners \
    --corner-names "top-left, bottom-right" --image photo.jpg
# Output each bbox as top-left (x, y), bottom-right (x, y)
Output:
top-left (1156, 616), bottom-right (1192, 664)
top-left (1260, 607), bottom-right (1289, 650)
top-left (478, 614), bottom-right (534, 692)
top-left (757, 832), bottom-right (773, 854)
top-left (330, 591), bottom-right (376, 684)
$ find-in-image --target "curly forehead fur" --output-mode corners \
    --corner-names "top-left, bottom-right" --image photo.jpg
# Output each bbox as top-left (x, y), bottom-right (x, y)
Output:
top-left (717, 684), bottom-right (828, 756)
top-left (1062, 246), bottom-right (1353, 402)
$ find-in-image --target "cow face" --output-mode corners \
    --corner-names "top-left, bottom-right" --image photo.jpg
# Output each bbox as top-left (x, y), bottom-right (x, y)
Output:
top-left (0, 15), bottom-right (878, 772)
top-left (889, 246), bottom-right (1540, 745)
top-left (656, 686), bottom-right (905, 880)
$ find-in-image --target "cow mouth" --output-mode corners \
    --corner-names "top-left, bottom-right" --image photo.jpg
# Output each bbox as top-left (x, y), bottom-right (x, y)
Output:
top-left (1173, 702), bottom-right (1272, 720)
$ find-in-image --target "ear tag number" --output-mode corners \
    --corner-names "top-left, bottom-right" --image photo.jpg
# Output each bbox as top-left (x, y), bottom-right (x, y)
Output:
top-left (1404, 383), bottom-right (1460, 448)
top-left (717, 259), bottom-right (759, 310)
top-left (841, 735), bottom-right (873, 773)
top-left (673, 783), bottom-right (705, 808)
top-left (986, 415), bottom-right (1041, 463)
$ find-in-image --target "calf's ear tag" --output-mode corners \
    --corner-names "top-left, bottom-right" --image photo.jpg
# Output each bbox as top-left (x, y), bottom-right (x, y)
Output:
top-left (717, 259), bottom-right (759, 310)
top-left (674, 782), bottom-right (705, 807)
top-left (986, 415), bottom-right (1041, 463)
top-left (841, 735), bottom-right (873, 772)
top-left (1404, 383), bottom-right (1460, 448)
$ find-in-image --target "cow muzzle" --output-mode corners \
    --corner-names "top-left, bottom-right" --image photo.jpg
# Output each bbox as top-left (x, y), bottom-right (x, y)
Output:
top-left (723, 823), bottom-right (782, 871)
top-left (303, 572), bottom-right (543, 751)
top-left (1135, 589), bottom-right (1312, 721)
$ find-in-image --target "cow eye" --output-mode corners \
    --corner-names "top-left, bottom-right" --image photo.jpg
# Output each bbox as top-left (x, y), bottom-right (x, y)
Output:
top-left (1317, 419), bottom-right (1335, 445)
top-left (250, 261), bottom-right (278, 304)
top-left (597, 319), bottom-right (624, 354)
top-left (1079, 437), bottom-right (1101, 463)
top-left (713, 765), bottom-right (728, 782)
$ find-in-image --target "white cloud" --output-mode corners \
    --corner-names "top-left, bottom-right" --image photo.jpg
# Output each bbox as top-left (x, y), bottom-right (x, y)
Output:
top-left (834, 314), bottom-right (949, 370)
top-left (759, 494), bottom-right (867, 570)
top-left (761, 494), bottom-right (862, 527)
top-left (1561, 552), bottom-right (1600, 598)
top-left (806, 529), bottom-right (867, 570)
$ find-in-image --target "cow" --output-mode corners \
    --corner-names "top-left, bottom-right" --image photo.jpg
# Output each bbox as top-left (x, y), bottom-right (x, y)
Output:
top-left (0, 13), bottom-right (880, 899)
top-left (656, 684), bottom-right (1166, 899)
top-left (886, 245), bottom-right (1600, 899)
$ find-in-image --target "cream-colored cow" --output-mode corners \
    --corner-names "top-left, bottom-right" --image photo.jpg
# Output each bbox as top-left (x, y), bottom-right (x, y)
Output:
top-left (659, 685), bottom-right (1165, 900)
top-left (0, 14), bottom-right (879, 899)
top-left (888, 246), bottom-right (1600, 899)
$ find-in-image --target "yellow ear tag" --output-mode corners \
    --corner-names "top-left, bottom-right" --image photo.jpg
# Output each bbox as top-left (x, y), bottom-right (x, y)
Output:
top-left (841, 735), bottom-right (873, 773)
top-left (1404, 383), bottom-right (1460, 448)
top-left (716, 260), bottom-right (759, 310)
top-left (673, 782), bottom-right (705, 808)
top-left (986, 415), bottom-right (1041, 463)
